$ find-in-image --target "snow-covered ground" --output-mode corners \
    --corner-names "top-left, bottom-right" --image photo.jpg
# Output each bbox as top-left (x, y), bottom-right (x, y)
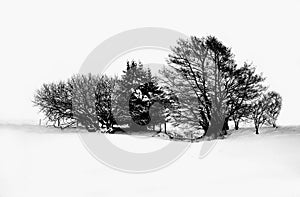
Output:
top-left (0, 124), bottom-right (300, 197)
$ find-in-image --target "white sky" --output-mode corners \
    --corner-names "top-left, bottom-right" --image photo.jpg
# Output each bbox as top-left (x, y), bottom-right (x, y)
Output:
top-left (0, 0), bottom-right (299, 126)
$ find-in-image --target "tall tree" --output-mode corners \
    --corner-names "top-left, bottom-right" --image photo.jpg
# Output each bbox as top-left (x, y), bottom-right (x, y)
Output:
top-left (167, 36), bottom-right (236, 138)
top-left (163, 36), bottom-right (267, 137)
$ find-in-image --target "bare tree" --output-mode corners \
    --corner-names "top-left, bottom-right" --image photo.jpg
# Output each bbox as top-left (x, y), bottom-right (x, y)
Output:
top-left (250, 95), bottom-right (269, 134)
top-left (250, 91), bottom-right (283, 134)
top-left (33, 81), bottom-right (75, 129)
top-left (34, 74), bottom-right (117, 132)
top-left (166, 36), bottom-right (238, 138)
top-left (159, 67), bottom-right (201, 131)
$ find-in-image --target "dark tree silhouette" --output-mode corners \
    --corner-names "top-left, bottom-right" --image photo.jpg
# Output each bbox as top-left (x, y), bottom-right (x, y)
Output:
top-left (162, 36), bottom-right (268, 138)
top-left (34, 74), bottom-right (117, 132)
top-left (167, 36), bottom-right (237, 138)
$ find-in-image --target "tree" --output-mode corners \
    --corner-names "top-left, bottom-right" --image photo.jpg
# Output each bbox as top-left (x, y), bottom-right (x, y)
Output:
top-left (163, 36), bottom-right (268, 138)
top-left (167, 36), bottom-right (237, 138)
top-left (33, 81), bottom-right (75, 129)
top-left (250, 94), bottom-right (270, 134)
top-left (159, 66), bottom-right (203, 132)
top-left (129, 82), bottom-right (165, 131)
top-left (265, 91), bottom-right (282, 128)
top-left (113, 61), bottom-right (154, 129)
top-left (94, 76), bottom-right (117, 130)
top-left (226, 63), bottom-right (266, 130)
top-left (69, 74), bottom-right (116, 132)
top-left (250, 91), bottom-right (282, 134)
top-left (113, 61), bottom-right (160, 131)
top-left (231, 104), bottom-right (251, 130)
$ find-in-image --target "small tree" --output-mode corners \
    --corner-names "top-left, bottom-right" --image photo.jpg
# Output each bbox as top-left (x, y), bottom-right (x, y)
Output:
top-left (250, 94), bottom-right (269, 134)
top-left (250, 91), bottom-right (282, 134)
top-left (265, 91), bottom-right (282, 128)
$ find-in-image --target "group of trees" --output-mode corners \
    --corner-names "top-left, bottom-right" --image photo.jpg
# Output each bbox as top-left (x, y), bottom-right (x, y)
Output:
top-left (159, 36), bottom-right (282, 136)
top-left (34, 35), bottom-right (282, 138)
top-left (34, 61), bottom-right (176, 133)
top-left (34, 74), bottom-right (117, 132)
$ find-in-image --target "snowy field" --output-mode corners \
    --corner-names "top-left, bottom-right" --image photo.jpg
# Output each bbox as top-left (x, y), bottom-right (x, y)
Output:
top-left (1, 124), bottom-right (300, 197)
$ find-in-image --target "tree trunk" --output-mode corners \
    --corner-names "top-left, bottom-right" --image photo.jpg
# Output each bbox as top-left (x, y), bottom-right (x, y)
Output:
top-left (202, 128), bottom-right (208, 138)
top-left (206, 120), bottom-right (222, 139)
top-left (201, 124), bottom-right (209, 138)
top-left (234, 120), bottom-right (239, 130)
top-left (222, 117), bottom-right (229, 132)
top-left (206, 125), bottom-right (221, 139)
top-left (164, 123), bottom-right (167, 134)
top-left (221, 117), bottom-right (229, 136)
top-left (255, 126), bottom-right (259, 134)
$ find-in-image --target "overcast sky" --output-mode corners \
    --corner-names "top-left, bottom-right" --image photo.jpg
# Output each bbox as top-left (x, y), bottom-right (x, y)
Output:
top-left (0, 0), bottom-right (299, 126)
